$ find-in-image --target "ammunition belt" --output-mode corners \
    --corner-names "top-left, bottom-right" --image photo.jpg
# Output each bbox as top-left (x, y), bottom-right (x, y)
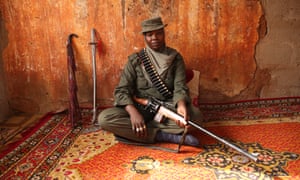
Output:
top-left (137, 48), bottom-right (173, 99)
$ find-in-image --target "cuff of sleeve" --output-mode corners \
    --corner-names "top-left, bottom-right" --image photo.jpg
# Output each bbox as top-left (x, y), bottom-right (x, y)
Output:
top-left (114, 99), bottom-right (134, 107)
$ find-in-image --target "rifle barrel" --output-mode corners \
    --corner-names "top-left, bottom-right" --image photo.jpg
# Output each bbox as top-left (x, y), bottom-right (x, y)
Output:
top-left (188, 121), bottom-right (258, 162)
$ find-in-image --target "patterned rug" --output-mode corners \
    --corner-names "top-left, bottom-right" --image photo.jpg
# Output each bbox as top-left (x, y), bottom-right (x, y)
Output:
top-left (49, 121), bottom-right (300, 180)
top-left (197, 96), bottom-right (300, 122)
top-left (0, 97), bottom-right (299, 179)
top-left (0, 111), bottom-right (82, 178)
top-left (0, 114), bottom-right (43, 146)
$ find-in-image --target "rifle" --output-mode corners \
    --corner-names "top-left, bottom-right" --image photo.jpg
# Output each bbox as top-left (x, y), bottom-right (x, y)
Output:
top-left (133, 96), bottom-right (258, 162)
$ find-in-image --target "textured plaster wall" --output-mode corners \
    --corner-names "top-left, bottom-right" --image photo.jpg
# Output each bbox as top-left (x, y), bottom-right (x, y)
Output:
top-left (0, 0), bottom-right (299, 119)
top-left (256, 0), bottom-right (300, 98)
top-left (200, 0), bottom-right (300, 102)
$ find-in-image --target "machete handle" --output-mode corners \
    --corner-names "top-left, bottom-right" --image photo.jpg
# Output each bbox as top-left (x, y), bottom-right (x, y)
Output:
top-left (68, 33), bottom-right (78, 44)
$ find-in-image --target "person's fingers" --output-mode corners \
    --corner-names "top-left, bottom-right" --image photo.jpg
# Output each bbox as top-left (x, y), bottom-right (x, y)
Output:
top-left (136, 124), bottom-right (147, 136)
top-left (132, 121), bottom-right (147, 136)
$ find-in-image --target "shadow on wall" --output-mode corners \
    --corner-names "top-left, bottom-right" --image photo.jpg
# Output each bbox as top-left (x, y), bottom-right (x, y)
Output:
top-left (0, 15), bottom-right (11, 122)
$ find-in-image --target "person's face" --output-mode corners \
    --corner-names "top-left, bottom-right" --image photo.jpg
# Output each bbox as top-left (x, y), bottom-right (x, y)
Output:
top-left (144, 28), bottom-right (165, 51)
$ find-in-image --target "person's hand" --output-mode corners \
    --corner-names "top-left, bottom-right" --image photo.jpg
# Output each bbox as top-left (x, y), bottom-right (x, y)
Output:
top-left (176, 100), bottom-right (189, 127)
top-left (125, 104), bottom-right (147, 137)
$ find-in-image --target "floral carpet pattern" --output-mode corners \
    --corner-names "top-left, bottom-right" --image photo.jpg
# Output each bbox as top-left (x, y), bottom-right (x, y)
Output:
top-left (0, 97), bottom-right (299, 179)
top-left (197, 97), bottom-right (300, 122)
top-left (50, 121), bottom-right (300, 180)
top-left (0, 112), bottom-right (82, 179)
top-left (183, 141), bottom-right (299, 179)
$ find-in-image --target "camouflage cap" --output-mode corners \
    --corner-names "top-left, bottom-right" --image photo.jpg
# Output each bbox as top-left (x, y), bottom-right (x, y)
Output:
top-left (141, 17), bottom-right (168, 33)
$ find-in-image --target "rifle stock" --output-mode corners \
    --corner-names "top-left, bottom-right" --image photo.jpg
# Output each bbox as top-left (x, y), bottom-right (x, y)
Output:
top-left (133, 96), bottom-right (258, 162)
top-left (155, 105), bottom-right (187, 125)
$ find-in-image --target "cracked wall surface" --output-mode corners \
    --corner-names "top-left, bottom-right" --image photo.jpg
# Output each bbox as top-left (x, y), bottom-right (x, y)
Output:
top-left (256, 0), bottom-right (300, 98)
top-left (0, 0), bottom-right (299, 117)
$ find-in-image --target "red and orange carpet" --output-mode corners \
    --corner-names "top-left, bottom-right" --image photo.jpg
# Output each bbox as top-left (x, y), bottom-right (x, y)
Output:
top-left (0, 97), bottom-right (299, 179)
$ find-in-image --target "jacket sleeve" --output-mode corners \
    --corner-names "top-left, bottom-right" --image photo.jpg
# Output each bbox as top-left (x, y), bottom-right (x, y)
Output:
top-left (113, 54), bottom-right (138, 106)
top-left (172, 53), bottom-right (191, 106)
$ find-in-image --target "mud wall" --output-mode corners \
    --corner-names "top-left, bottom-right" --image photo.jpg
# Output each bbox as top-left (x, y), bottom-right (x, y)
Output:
top-left (256, 0), bottom-right (300, 98)
top-left (0, 0), bottom-right (299, 117)
top-left (0, 14), bottom-right (10, 120)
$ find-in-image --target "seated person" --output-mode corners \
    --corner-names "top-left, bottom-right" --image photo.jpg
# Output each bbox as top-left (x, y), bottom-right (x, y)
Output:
top-left (98, 17), bottom-right (200, 147)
